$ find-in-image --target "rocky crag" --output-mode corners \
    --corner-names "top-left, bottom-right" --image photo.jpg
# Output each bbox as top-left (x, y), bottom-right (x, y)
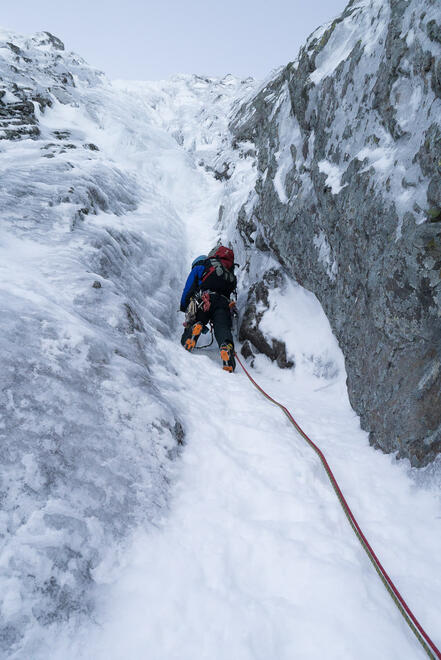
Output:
top-left (223, 0), bottom-right (441, 467)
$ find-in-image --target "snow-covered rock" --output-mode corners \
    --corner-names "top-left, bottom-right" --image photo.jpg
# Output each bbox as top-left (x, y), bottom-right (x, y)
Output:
top-left (1, 7), bottom-right (441, 659)
top-left (0, 28), bottom-right (188, 653)
top-left (223, 0), bottom-right (441, 467)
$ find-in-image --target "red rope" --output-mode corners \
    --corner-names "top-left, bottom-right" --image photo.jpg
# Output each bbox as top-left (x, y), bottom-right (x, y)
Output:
top-left (235, 352), bottom-right (441, 660)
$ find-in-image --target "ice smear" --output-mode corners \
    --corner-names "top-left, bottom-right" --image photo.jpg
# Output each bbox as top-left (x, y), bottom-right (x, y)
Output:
top-left (357, 145), bottom-right (396, 173)
top-left (313, 230), bottom-right (338, 281)
top-left (310, 0), bottom-right (389, 85)
top-left (272, 83), bottom-right (302, 204)
top-left (318, 159), bottom-right (347, 194)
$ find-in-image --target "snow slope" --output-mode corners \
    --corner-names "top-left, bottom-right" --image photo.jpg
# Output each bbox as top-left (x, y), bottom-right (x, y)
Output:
top-left (0, 29), bottom-right (192, 653)
top-left (47, 319), bottom-right (441, 660)
top-left (1, 28), bottom-right (441, 660)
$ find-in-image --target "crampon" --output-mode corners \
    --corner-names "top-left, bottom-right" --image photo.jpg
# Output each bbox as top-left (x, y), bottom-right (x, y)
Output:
top-left (184, 322), bottom-right (203, 352)
top-left (220, 342), bottom-right (236, 372)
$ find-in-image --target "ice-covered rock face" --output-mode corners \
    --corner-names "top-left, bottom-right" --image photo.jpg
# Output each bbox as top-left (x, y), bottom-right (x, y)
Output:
top-left (114, 74), bottom-right (256, 182)
top-left (225, 0), bottom-right (441, 467)
top-left (0, 29), bottom-right (186, 652)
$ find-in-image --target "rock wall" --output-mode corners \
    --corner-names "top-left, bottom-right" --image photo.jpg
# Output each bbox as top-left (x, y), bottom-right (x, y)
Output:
top-left (228, 0), bottom-right (441, 466)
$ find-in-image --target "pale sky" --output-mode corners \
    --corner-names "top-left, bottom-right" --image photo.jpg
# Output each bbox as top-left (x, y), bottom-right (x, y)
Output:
top-left (3, 0), bottom-right (349, 80)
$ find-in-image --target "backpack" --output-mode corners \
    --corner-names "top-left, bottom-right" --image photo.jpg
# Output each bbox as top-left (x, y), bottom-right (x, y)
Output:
top-left (200, 246), bottom-right (236, 295)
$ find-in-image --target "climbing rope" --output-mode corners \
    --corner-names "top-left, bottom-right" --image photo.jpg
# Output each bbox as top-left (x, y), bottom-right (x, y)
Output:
top-left (235, 352), bottom-right (441, 660)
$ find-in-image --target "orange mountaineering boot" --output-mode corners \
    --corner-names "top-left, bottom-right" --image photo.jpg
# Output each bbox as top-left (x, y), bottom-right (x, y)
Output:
top-left (220, 342), bottom-right (236, 372)
top-left (184, 322), bottom-right (203, 352)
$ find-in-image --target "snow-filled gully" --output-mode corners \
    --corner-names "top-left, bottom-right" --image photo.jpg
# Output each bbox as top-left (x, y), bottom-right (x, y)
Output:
top-left (5, 72), bottom-right (440, 659)
top-left (31, 81), bottom-right (440, 660)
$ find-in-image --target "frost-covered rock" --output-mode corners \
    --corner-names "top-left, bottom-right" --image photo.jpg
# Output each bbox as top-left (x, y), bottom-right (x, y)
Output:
top-left (225, 0), bottom-right (441, 467)
top-left (114, 74), bottom-right (256, 179)
top-left (239, 268), bottom-right (295, 369)
top-left (0, 28), bottom-right (187, 653)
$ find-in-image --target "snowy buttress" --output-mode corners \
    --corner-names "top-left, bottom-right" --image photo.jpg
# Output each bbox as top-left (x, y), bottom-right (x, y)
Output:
top-left (0, 28), bottom-right (187, 652)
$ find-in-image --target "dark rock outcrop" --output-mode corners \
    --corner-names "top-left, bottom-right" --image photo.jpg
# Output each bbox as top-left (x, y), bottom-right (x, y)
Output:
top-left (239, 268), bottom-right (294, 369)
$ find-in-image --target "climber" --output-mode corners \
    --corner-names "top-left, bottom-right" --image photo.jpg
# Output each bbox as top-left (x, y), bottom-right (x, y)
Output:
top-left (180, 246), bottom-right (237, 372)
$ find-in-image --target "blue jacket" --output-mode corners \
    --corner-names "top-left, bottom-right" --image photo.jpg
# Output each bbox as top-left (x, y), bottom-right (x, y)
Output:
top-left (180, 265), bottom-right (206, 312)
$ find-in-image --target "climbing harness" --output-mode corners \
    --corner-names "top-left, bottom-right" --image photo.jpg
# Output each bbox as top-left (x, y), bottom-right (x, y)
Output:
top-left (234, 351), bottom-right (441, 660)
top-left (194, 297), bottom-right (237, 351)
top-left (185, 291), bottom-right (237, 352)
